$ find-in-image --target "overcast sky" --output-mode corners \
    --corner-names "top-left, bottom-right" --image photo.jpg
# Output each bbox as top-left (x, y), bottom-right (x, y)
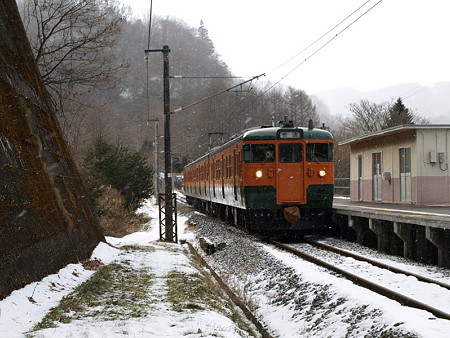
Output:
top-left (120, 0), bottom-right (450, 94)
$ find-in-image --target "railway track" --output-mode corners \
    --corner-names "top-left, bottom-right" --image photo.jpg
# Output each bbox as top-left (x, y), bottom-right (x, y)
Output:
top-left (179, 197), bottom-right (450, 322)
top-left (270, 239), bottom-right (450, 321)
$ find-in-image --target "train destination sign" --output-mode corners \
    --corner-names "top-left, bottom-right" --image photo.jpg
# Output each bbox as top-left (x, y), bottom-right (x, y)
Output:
top-left (278, 130), bottom-right (302, 139)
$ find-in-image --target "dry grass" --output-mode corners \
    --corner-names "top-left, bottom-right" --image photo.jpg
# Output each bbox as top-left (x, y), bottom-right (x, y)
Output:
top-left (96, 187), bottom-right (150, 237)
top-left (29, 260), bottom-right (155, 333)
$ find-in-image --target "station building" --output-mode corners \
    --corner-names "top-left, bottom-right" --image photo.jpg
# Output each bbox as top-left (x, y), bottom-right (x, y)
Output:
top-left (340, 124), bottom-right (450, 205)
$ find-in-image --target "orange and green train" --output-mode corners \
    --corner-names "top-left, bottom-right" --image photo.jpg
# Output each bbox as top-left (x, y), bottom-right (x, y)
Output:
top-left (183, 120), bottom-right (334, 233)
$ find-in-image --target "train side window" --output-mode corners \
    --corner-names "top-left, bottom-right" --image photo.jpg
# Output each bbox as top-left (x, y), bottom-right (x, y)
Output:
top-left (243, 145), bottom-right (251, 162)
top-left (236, 152), bottom-right (241, 176)
top-left (279, 143), bottom-right (302, 163)
top-left (306, 143), bottom-right (333, 162)
top-left (243, 144), bottom-right (275, 163)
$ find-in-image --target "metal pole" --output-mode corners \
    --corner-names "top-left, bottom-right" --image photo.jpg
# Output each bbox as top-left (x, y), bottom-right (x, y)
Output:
top-left (153, 119), bottom-right (159, 199)
top-left (162, 45), bottom-right (174, 242)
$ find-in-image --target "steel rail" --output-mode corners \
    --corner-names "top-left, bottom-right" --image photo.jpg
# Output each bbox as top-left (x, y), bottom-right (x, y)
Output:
top-left (306, 239), bottom-right (450, 291)
top-left (184, 241), bottom-right (273, 338)
top-left (270, 240), bottom-right (450, 321)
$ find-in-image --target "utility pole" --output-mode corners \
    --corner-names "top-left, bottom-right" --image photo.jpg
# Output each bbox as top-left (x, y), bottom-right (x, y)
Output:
top-left (147, 118), bottom-right (159, 199)
top-left (162, 45), bottom-right (174, 242)
top-left (145, 45), bottom-right (177, 243)
top-left (154, 119), bottom-right (159, 199)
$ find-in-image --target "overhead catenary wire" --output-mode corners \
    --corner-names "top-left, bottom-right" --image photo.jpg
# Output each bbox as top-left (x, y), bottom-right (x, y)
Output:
top-left (223, 79), bottom-right (262, 122)
top-left (170, 75), bottom-right (252, 79)
top-left (170, 75), bottom-right (261, 122)
top-left (171, 73), bottom-right (265, 113)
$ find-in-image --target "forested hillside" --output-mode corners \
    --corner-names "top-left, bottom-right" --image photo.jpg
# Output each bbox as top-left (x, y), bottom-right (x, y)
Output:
top-left (17, 0), bottom-right (324, 170)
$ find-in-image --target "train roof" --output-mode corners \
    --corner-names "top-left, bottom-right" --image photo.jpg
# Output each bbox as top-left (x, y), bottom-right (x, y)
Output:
top-left (240, 126), bottom-right (333, 141)
top-left (184, 125), bottom-right (333, 169)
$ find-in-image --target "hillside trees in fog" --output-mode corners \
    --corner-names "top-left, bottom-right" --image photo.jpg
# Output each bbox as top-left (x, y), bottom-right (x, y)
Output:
top-left (285, 87), bottom-right (320, 127)
top-left (18, 1), bottom-right (326, 166)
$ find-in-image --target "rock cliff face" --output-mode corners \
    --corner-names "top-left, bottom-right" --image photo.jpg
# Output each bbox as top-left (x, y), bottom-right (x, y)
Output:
top-left (0, 0), bottom-right (104, 299)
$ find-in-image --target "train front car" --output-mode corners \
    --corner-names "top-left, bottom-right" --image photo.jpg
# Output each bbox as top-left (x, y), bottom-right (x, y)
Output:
top-left (241, 122), bottom-right (334, 234)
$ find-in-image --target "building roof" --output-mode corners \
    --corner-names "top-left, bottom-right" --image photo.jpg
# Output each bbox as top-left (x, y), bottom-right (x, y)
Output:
top-left (339, 124), bottom-right (450, 146)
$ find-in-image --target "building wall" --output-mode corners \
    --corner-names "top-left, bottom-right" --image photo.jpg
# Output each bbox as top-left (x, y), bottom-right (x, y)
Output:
top-left (349, 131), bottom-right (416, 203)
top-left (415, 130), bottom-right (450, 204)
top-left (349, 128), bottom-right (450, 205)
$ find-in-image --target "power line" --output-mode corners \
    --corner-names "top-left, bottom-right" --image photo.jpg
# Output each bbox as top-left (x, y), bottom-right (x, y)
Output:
top-left (146, 0), bottom-right (153, 51)
top-left (145, 0), bottom-right (154, 121)
top-left (223, 1), bottom-right (384, 122)
top-left (401, 83), bottom-right (432, 100)
top-left (268, 0), bottom-right (373, 75)
top-left (261, 0), bottom-right (384, 97)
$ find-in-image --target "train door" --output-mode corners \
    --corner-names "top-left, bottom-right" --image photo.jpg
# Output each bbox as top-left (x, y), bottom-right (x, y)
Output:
top-left (372, 152), bottom-right (382, 201)
top-left (399, 147), bottom-right (411, 202)
top-left (276, 143), bottom-right (305, 204)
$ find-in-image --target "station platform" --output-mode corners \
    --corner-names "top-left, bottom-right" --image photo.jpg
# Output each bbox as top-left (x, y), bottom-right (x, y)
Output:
top-left (331, 197), bottom-right (450, 267)
top-left (333, 197), bottom-right (450, 230)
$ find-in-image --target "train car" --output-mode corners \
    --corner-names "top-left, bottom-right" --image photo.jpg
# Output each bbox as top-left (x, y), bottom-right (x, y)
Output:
top-left (183, 118), bottom-right (334, 233)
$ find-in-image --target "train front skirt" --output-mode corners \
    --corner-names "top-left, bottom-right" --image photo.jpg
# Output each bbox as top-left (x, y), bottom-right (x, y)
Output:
top-left (245, 206), bottom-right (332, 234)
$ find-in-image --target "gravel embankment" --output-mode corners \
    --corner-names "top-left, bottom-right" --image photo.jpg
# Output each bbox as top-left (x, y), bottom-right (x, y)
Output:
top-left (182, 205), bottom-right (445, 338)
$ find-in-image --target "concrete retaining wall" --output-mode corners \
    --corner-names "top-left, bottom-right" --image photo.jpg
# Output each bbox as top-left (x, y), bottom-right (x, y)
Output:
top-left (0, 0), bottom-right (104, 299)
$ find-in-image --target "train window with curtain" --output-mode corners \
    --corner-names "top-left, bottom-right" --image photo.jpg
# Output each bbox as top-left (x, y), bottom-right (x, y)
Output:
top-left (306, 143), bottom-right (333, 162)
top-left (279, 143), bottom-right (302, 163)
top-left (243, 144), bottom-right (275, 163)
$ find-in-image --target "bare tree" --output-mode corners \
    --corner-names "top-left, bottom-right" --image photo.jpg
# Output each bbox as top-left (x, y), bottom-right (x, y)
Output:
top-left (19, 0), bottom-right (125, 89)
top-left (17, 0), bottom-right (126, 150)
top-left (342, 99), bottom-right (390, 135)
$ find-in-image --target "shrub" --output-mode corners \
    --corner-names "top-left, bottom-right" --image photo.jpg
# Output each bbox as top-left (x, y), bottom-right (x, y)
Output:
top-left (83, 138), bottom-right (154, 211)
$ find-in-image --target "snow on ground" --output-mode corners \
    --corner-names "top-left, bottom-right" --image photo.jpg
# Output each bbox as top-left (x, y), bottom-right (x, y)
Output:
top-left (0, 199), bottom-right (252, 338)
top-left (189, 210), bottom-right (450, 338)
top-left (3, 197), bottom-right (450, 337)
top-left (262, 244), bottom-right (450, 338)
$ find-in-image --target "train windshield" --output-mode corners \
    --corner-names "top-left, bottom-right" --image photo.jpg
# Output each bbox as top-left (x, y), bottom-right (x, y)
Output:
top-left (243, 144), bottom-right (275, 163)
top-left (278, 143), bottom-right (302, 163)
top-left (306, 143), bottom-right (333, 162)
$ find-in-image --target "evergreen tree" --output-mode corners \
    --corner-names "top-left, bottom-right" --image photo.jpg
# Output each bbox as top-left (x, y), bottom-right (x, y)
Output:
top-left (83, 138), bottom-right (154, 211)
top-left (197, 20), bottom-right (215, 54)
top-left (384, 98), bottom-right (414, 128)
top-left (198, 20), bottom-right (209, 39)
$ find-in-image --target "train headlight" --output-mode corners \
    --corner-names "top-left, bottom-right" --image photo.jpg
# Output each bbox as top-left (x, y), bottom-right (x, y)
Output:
top-left (319, 170), bottom-right (326, 177)
top-left (256, 170), bottom-right (263, 178)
